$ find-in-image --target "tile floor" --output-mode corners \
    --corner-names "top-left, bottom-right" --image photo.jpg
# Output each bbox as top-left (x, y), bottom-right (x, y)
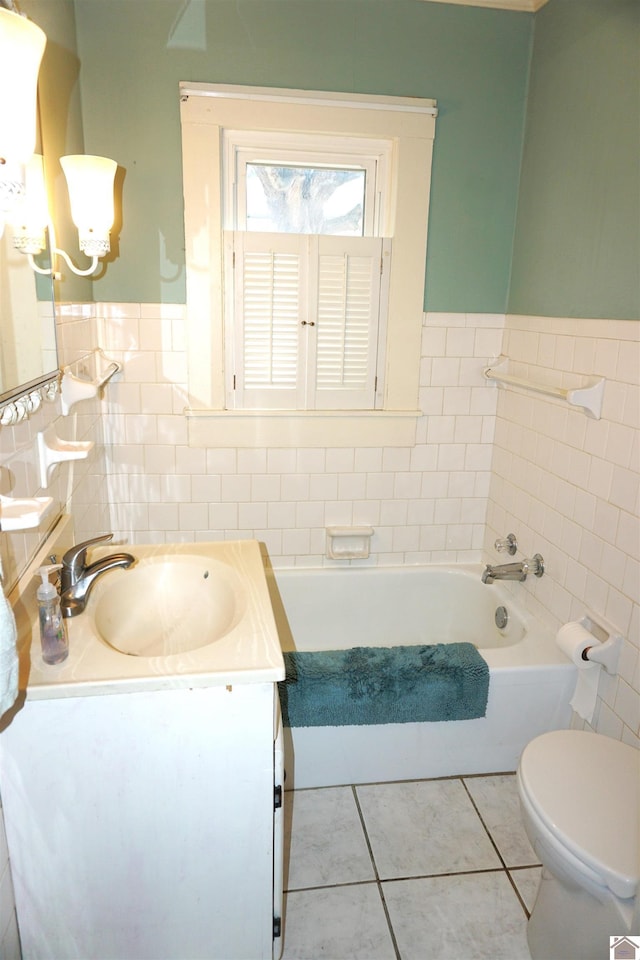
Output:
top-left (280, 773), bottom-right (541, 960)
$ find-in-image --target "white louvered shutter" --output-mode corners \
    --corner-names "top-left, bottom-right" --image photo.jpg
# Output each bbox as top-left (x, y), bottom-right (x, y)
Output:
top-left (229, 232), bottom-right (307, 409)
top-left (227, 232), bottom-right (389, 410)
top-left (310, 236), bottom-right (387, 410)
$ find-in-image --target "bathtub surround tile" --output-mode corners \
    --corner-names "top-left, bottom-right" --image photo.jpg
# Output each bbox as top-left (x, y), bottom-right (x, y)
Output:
top-left (485, 314), bottom-right (639, 745)
top-left (23, 305), bottom-right (635, 749)
top-left (206, 448), bottom-right (237, 473)
top-left (96, 307), bottom-right (503, 563)
top-left (382, 872), bottom-right (531, 960)
top-left (463, 775), bottom-right (538, 867)
top-left (284, 787), bottom-right (375, 890)
top-left (355, 779), bottom-right (501, 880)
top-left (281, 885), bottom-right (397, 960)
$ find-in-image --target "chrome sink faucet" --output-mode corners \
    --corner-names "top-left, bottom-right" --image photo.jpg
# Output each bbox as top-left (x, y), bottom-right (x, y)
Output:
top-left (481, 554), bottom-right (544, 584)
top-left (60, 534), bottom-right (135, 618)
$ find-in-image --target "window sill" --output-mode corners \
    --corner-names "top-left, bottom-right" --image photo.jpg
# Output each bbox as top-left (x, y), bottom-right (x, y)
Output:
top-left (185, 408), bottom-right (421, 448)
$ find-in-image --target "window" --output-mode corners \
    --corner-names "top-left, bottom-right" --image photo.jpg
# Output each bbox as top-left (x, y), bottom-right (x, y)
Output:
top-left (225, 131), bottom-right (391, 236)
top-left (244, 164), bottom-right (367, 235)
top-left (224, 131), bottom-right (392, 411)
top-left (180, 84), bottom-right (437, 447)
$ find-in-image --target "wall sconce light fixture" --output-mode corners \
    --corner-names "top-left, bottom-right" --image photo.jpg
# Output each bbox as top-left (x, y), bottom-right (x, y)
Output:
top-left (0, 7), bottom-right (46, 220)
top-left (0, 6), bottom-right (118, 278)
top-left (12, 152), bottom-right (117, 276)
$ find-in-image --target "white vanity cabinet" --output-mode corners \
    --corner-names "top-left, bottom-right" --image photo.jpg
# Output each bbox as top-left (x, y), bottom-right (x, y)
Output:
top-left (0, 681), bottom-right (283, 960)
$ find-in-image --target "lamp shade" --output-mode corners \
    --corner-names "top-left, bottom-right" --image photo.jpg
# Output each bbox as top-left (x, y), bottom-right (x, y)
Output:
top-left (0, 8), bottom-right (46, 212)
top-left (10, 154), bottom-right (49, 254)
top-left (60, 155), bottom-right (117, 257)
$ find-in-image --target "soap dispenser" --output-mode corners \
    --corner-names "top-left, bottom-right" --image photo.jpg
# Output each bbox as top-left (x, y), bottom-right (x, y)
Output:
top-left (35, 565), bottom-right (68, 664)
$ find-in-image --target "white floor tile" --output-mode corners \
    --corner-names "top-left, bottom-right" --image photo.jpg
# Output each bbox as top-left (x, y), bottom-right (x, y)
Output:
top-left (382, 872), bottom-right (532, 960)
top-left (281, 884), bottom-right (397, 960)
top-left (463, 775), bottom-right (539, 867)
top-left (284, 787), bottom-right (375, 891)
top-left (510, 866), bottom-right (542, 913)
top-left (356, 779), bottom-right (501, 880)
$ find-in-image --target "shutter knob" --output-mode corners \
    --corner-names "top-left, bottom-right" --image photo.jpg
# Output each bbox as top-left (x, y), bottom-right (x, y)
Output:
top-left (300, 320), bottom-right (315, 326)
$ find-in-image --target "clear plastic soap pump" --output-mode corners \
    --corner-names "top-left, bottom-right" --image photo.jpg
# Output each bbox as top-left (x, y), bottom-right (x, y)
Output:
top-left (35, 565), bottom-right (68, 664)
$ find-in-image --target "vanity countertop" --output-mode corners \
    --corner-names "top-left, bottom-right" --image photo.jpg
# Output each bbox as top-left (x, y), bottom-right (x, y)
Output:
top-left (10, 518), bottom-right (285, 700)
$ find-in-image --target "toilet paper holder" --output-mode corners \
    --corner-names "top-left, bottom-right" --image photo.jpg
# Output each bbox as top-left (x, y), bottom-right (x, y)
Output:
top-left (578, 612), bottom-right (623, 674)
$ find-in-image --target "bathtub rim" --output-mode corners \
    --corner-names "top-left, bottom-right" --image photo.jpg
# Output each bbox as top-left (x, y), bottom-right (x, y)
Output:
top-left (266, 560), bottom-right (574, 674)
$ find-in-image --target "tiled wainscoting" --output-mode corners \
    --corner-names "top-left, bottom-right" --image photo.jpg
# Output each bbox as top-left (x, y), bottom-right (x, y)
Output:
top-left (98, 305), bottom-right (503, 565)
top-left (485, 316), bottom-right (639, 748)
top-left (0, 304), bottom-right (637, 959)
top-left (96, 303), bottom-right (638, 746)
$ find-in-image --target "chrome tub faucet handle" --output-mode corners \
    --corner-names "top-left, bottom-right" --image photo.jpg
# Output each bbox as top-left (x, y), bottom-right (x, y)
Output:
top-left (494, 533), bottom-right (518, 556)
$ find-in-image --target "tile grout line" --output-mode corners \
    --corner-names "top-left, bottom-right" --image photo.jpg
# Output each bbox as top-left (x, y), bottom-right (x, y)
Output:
top-left (284, 865), bottom-right (510, 895)
top-left (284, 770), bottom-right (514, 796)
top-left (351, 785), bottom-right (403, 960)
top-left (460, 777), bottom-right (536, 920)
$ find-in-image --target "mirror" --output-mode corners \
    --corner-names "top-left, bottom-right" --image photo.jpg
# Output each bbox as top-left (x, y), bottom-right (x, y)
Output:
top-left (0, 224), bottom-right (57, 405)
top-left (0, 0), bottom-right (103, 410)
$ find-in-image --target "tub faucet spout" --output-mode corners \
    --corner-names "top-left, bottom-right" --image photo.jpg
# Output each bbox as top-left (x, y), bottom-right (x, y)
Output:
top-left (481, 555), bottom-right (544, 585)
top-left (60, 533), bottom-right (135, 617)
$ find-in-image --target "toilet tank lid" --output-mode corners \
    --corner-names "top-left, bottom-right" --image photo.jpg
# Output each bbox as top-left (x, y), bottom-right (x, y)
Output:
top-left (518, 730), bottom-right (639, 899)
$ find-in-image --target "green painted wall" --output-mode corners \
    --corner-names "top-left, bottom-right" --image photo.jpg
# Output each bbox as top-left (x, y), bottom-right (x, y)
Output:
top-left (71, 0), bottom-right (532, 311)
top-left (508, 0), bottom-right (640, 320)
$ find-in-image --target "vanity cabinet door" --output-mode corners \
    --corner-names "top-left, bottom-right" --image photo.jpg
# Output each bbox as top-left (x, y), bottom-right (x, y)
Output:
top-left (0, 682), bottom-right (278, 960)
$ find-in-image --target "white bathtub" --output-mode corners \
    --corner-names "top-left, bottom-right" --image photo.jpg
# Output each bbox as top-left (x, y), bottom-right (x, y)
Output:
top-left (266, 564), bottom-right (575, 788)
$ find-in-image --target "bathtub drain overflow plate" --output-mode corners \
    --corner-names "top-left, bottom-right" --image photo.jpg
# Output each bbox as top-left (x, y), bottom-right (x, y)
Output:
top-left (495, 606), bottom-right (509, 630)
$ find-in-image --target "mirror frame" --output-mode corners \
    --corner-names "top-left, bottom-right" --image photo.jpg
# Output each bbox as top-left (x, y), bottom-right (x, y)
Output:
top-left (0, 226), bottom-right (59, 410)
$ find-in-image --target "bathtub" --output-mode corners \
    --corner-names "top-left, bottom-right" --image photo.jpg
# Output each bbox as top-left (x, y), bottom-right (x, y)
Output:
top-left (266, 564), bottom-right (575, 789)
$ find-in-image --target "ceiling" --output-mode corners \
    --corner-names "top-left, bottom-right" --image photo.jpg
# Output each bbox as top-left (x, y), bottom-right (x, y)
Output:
top-left (418, 0), bottom-right (550, 11)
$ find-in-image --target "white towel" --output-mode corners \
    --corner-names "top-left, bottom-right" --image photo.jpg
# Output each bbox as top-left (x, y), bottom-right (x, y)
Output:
top-left (0, 558), bottom-right (18, 717)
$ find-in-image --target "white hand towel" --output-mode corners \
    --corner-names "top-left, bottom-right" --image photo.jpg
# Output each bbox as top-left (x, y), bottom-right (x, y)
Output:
top-left (0, 558), bottom-right (18, 717)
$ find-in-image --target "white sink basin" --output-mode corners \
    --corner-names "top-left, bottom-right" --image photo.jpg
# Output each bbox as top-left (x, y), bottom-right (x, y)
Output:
top-left (93, 554), bottom-right (247, 657)
top-left (16, 531), bottom-right (284, 698)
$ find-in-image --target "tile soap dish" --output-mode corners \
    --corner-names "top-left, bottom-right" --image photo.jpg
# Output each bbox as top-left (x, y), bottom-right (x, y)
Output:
top-left (60, 348), bottom-right (121, 415)
top-left (0, 494), bottom-right (53, 531)
top-left (37, 426), bottom-right (94, 488)
top-left (326, 526), bottom-right (374, 560)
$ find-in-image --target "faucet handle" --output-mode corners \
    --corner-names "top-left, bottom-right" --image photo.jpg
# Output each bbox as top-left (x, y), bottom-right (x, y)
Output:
top-left (62, 533), bottom-right (114, 577)
top-left (494, 533), bottom-right (517, 556)
top-left (525, 554), bottom-right (545, 578)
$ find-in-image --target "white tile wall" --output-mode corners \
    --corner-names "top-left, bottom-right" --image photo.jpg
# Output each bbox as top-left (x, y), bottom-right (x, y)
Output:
top-left (97, 303), bottom-right (638, 748)
top-left (99, 307), bottom-right (503, 566)
top-left (485, 315), bottom-right (639, 748)
top-left (0, 304), bottom-right (108, 589)
top-left (0, 305), bottom-right (637, 956)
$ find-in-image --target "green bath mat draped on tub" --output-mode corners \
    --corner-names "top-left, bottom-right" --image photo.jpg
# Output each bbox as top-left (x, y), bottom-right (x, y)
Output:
top-left (278, 643), bottom-right (490, 728)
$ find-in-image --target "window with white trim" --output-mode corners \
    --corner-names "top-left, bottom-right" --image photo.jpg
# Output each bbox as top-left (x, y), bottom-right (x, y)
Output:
top-left (223, 132), bottom-right (392, 411)
top-left (180, 84), bottom-right (437, 448)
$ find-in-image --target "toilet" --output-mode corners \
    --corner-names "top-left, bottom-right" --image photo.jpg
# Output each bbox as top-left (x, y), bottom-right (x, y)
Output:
top-left (517, 729), bottom-right (639, 960)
